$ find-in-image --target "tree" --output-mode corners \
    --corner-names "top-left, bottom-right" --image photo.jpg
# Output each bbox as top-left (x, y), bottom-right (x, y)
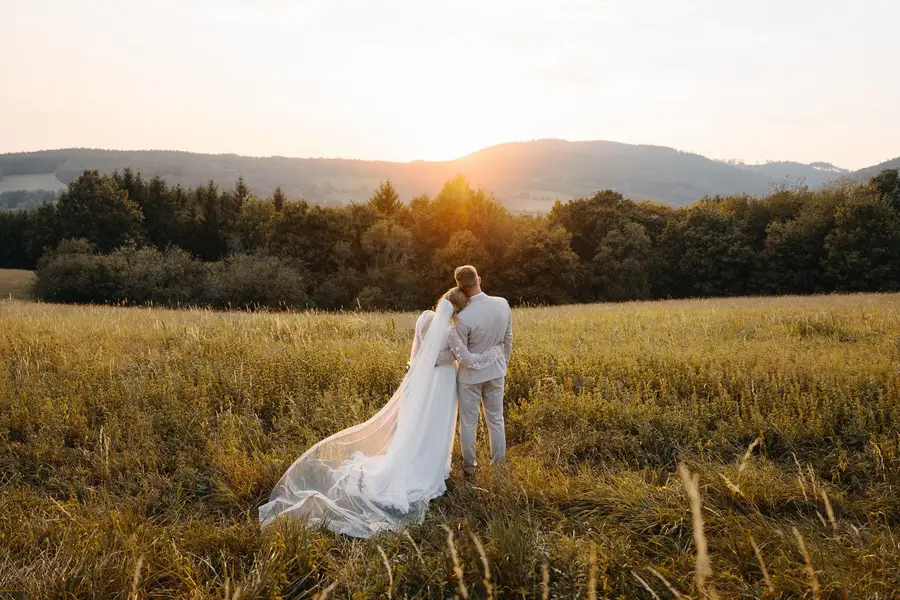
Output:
top-left (410, 176), bottom-right (503, 253)
top-left (231, 176), bottom-right (250, 207)
top-left (760, 188), bottom-right (842, 294)
top-left (591, 221), bottom-right (653, 301)
top-left (494, 217), bottom-right (577, 305)
top-left (17, 165), bottom-right (900, 312)
top-left (53, 170), bottom-right (144, 253)
top-left (434, 230), bottom-right (486, 281)
top-left (186, 181), bottom-right (227, 260)
top-left (869, 168), bottom-right (900, 211)
top-left (272, 186), bottom-right (287, 212)
top-left (549, 190), bottom-right (656, 301)
top-left (232, 198), bottom-right (276, 253)
top-left (0, 211), bottom-right (34, 269)
top-left (266, 200), bottom-right (348, 274)
top-left (549, 190), bottom-right (631, 262)
top-left (361, 220), bottom-right (413, 269)
top-left (661, 207), bottom-right (755, 297)
top-left (823, 188), bottom-right (900, 291)
top-left (140, 176), bottom-right (189, 251)
top-left (357, 220), bottom-right (418, 308)
top-left (368, 180), bottom-right (403, 217)
top-left (112, 168), bottom-right (146, 206)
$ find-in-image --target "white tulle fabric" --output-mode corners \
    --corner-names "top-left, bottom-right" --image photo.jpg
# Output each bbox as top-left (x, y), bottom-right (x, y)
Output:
top-left (259, 300), bottom-right (460, 538)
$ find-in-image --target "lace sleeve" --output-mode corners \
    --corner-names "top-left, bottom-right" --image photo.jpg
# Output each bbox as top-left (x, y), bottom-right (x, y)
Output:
top-left (435, 347), bottom-right (457, 366)
top-left (448, 328), bottom-right (503, 370)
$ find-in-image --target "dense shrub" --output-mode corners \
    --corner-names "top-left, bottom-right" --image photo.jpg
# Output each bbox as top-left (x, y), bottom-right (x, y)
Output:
top-left (34, 242), bottom-right (308, 309)
top-left (33, 239), bottom-right (122, 304)
top-left (202, 254), bottom-right (310, 309)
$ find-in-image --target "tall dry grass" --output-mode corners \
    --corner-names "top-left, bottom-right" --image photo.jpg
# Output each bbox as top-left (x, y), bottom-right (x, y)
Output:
top-left (1, 293), bottom-right (899, 597)
top-left (0, 269), bottom-right (35, 300)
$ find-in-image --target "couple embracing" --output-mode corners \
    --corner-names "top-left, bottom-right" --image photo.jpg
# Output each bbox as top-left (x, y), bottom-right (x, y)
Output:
top-left (259, 266), bottom-right (513, 538)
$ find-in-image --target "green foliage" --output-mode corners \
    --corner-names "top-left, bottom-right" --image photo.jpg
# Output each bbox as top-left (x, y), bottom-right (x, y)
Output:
top-left (591, 220), bottom-right (653, 301)
top-left (33, 243), bottom-right (308, 309)
top-left (551, 191), bottom-right (667, 301)
top-left (870, 168), bottom-right (900, 211)
top-left (33, 239), bottom-right (122, 303)
top-left (823, 188), bottom-right (900, 291)
top-left (434, 230), bottom-right (486, 284)
top-left (368, 180), bottom-right (404, 217)
top-left (53, 170), bottom-right (145, 253)
top-left (661, 206), bottom-right (756, 297)
top-left (203, 254), bottom-right (310, 310)
top-left (493, 217), bottom-right (577, 305)
top-left (184, 180), bottom-right (230, 260)
top-left (7, 168), bottom-right (900, 309)
top-left (271, 185), bottom-right (287, 212)
top-left (232, 197), bottom-right (276, 253)
top-left (139, 176), bottom-right (190, 251)
top-left (0, 211), bottom-right (34, 269)
top-left (550, 190), bottom-right (631, 262)
top-left (761, 187), bottom-right (844, 294)
top-left (361, 219), bottom-right (413, 269)
top-left (266, 200), bottom-right (352, 274)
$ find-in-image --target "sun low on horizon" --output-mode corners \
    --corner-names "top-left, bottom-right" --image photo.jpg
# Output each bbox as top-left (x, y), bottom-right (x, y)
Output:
top-left (1, 0), bottom-right (899, 169)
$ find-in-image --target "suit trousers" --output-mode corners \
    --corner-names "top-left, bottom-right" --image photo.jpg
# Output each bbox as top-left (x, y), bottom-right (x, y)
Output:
top-left (457, 376), bottom-right (506, 471)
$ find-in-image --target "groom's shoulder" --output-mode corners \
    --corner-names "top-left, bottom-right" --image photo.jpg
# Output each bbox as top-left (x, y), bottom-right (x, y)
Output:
top-left (487, 294), bottom-right (510, 310)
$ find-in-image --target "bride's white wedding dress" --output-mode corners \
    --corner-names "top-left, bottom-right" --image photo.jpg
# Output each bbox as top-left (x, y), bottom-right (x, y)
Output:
top-left (259, 299), bottom-right (502, 538)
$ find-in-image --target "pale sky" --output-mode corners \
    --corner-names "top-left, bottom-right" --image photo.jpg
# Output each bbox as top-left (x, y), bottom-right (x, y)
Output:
top-left (1, 0), bottom-right (898, 169)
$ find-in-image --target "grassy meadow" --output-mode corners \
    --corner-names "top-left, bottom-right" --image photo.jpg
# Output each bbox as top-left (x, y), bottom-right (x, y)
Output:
top-left (0, 269), bottom-right (35, 300)
top-left (1, 294), bottom-right (899, 598)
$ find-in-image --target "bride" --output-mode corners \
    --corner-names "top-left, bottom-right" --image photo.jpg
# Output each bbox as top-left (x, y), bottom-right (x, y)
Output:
top-left (259, 288), bottom-right (504, 538)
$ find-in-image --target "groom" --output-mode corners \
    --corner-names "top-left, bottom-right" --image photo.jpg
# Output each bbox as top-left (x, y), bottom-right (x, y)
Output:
top-left (451, 265), bottom-right (513, 477)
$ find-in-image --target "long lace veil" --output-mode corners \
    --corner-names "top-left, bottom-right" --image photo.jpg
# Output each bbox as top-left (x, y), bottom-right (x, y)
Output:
top-left (259, 299), bottom-right (455, 536)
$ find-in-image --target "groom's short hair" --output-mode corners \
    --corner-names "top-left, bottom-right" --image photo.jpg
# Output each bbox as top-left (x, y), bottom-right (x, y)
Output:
top-left (454, 265), bottom-right (479, 290)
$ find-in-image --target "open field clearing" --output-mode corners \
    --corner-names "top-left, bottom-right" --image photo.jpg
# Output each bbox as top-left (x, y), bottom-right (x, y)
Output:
top-left (1, 294), bottom-right (899, 597)
top-left (0, 269), bottom-right (35, 299)
top-left (0, 173), bottom-right (67, 193)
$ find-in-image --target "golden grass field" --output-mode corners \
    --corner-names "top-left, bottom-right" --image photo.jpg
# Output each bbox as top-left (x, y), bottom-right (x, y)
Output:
top-left (0, 269), bottom-right (35, 300)
top-left (1, 294), bottom-right (899, 598)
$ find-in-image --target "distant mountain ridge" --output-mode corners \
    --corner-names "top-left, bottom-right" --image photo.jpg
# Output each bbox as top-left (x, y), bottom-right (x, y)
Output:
top-left (850, 156), bottom-right (900, 182)
top-left (0, 141), bottom-right (894, 210)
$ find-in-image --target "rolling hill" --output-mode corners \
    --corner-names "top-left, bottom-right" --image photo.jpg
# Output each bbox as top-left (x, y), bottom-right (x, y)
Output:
top-left (850, 156), bottom-right (900, 181)
top-left (0, 141), bottom-right (894, 210)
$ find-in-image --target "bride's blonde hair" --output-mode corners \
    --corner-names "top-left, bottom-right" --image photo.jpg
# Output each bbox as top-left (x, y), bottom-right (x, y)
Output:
top-left (440, 287), bottom-right (469, 313)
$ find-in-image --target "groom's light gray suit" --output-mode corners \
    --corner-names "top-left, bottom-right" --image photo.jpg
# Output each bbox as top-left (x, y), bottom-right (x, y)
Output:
top-left (453, 292), bottom-right (513, 471)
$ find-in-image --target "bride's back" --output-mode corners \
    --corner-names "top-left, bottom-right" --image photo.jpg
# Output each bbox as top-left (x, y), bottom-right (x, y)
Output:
top-left (412, 309), bottom-right (450, 356)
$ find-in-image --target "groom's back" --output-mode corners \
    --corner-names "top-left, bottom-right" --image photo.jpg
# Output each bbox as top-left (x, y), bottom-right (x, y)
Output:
top-left (455, 294), bottom-right (512, 385)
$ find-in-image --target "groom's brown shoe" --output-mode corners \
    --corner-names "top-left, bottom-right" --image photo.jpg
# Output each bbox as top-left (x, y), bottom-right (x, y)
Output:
top-left (463, 466), bottom-right (476, 481)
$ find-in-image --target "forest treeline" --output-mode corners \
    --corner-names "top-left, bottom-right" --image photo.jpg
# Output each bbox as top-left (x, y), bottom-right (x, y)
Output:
top-left (1, 167), bottom-right (899, 309)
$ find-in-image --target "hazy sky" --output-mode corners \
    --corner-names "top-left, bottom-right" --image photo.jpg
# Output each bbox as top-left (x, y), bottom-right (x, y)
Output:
top-left (2, 0), bottom-right (898, 169)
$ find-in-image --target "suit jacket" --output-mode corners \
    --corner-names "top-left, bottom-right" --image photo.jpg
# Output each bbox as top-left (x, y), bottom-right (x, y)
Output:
top-left (454, 293), bottom-right (513, 385)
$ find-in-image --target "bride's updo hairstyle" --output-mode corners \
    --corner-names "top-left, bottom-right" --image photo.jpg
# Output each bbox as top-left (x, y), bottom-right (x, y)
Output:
top-left (441, 287), bottom-right (469, 313)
